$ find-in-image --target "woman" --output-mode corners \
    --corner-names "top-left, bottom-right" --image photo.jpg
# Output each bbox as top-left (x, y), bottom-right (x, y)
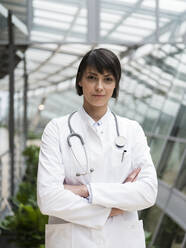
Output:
top-left (37, 48), bottom-right (158, 248)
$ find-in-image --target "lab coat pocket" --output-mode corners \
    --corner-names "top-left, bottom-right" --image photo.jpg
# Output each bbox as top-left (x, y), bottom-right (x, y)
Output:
top-left (105, 219), bottom-right (146, 248)
top-left (45, 223), bottom-right (72, 248)
top-left (126, 220), bottom-right (146, 248)
top-left (120, 220), bottom-right (146, 248)
top-left (109, 146), bottom-right (132, 181)
top-left (112, 145), bottom-right (131, 165)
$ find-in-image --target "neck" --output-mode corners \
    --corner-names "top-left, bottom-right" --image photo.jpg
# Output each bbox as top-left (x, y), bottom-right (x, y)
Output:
top-left (83, 103), bottom-right (108, 122)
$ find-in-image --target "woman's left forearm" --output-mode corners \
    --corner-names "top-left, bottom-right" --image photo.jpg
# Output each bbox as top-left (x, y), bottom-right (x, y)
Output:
top-left (64, 184), bottom-right (89, 198)
top-left (64, 168), bottom-right (141, 198)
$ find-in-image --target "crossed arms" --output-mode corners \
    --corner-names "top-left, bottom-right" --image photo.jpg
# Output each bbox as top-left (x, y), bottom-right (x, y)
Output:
top-left (64, 167), bottom-right (141, 217)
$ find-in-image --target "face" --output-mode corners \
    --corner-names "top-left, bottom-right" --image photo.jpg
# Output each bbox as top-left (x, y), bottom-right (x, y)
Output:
top-left (79, 67), bottom-right (116, 108)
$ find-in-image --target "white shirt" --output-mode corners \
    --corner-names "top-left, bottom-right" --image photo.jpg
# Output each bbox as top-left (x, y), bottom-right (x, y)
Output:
top-left (37, 107), bottom-right (158, 248)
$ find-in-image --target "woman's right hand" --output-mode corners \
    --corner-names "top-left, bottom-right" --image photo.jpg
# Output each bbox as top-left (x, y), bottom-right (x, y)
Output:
top-left (123, 167), bottom-right (141, 183)
top-left (109, 167), bottom-right (141, 217)
top-left (109, 208), bottom-right (124, 217)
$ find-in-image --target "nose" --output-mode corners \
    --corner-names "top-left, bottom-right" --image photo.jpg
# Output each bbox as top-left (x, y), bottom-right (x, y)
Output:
top-left (96, 79), bottom-right (104, 91)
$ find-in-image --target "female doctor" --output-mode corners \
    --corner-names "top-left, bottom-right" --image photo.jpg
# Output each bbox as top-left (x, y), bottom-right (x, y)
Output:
top-left (37, 48), bottom-right (158, 248)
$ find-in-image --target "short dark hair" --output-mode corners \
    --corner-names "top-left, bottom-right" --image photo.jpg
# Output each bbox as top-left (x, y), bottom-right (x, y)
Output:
top-left (75, 48), bottom-right (121, 98)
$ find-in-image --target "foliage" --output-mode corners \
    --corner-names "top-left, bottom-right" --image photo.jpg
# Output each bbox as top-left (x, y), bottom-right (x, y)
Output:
top-left (22, 145), bottom-right (40, 184)
top-left (0, 204), bottom-right (47, 247)
top-left (14, 182), bottom-right (37, 208)
top-left (27, 131), bottom-right (42, 140)
top-left (0, 145), bottom-right (48, 248)
top-left (145, 231), bottom-right (156, 248)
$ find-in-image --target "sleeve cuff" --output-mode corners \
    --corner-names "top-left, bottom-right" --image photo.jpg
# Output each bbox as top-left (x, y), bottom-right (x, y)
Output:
top-left (86, 184), bottom-right (93, 203)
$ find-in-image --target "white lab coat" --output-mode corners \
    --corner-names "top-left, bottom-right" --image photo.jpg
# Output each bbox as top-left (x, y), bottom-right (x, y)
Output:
top-left (37, 107), bottom-right (158, 248)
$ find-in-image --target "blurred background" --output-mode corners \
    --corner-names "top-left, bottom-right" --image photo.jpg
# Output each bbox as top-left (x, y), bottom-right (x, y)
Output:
top-left (0, 0), bottom-right (186, 247)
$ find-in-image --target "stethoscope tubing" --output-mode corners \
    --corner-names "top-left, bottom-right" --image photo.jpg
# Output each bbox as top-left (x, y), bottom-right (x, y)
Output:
top-left (67, 110), bottom-right (126, 176)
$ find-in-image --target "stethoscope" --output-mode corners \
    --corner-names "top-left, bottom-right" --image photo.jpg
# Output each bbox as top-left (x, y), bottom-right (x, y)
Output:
top-left (67, 111), bottom-right (127, 177)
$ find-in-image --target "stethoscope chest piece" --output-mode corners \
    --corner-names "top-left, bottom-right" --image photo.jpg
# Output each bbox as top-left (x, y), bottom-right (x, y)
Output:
top-left (115, 136), bottom-right (126, 148)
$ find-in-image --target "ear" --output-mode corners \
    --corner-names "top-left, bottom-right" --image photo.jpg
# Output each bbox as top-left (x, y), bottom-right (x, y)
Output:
top-left (78, 81), bottom-right (82, 87)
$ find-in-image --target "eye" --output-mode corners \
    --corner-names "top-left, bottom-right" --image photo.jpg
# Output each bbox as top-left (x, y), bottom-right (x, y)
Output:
top-left (104, 77), bottom-right (113, 82)
top-left (87, 75), bottom-right (97, 80)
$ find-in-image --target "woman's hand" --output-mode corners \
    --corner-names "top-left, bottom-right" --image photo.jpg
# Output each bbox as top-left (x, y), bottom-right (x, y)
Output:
top-left (64, 184), bottom-right (89, 198)
top-left (123, 167), bottom-right (141, 183)
top-left (109, 208), bottom-right (124, 217)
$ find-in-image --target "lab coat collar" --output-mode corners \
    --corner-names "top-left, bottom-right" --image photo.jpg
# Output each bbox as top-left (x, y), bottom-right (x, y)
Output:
top-left (78, 106), bottom-right (112, 128)
top-left (78, 106), bottom-right (128, 141)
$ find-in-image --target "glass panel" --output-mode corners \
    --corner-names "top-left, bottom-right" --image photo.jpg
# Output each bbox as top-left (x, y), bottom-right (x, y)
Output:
top-left (158, 141), bottom-right (186, 185)
top-left (0, 2), bottom-right (28, 43)
top-left (176, 150), bottom-right (186, 195)
top-left (100, 0), bottom-right (156, 43)
top-left (143, 107), bottom-right (160, 133)
top-left (149, 137), bottom-right (166, 168)
top-left (0, 11), bottom-right (8, 42)
top-left (154, 214), bottom-right (185, 248)
top-left (159, 0), bottom-right (186, 43)
top-left (150, 93), bottom-right (165, 111)
top-left (155, 99), bottom-right (180, 136)
top-left (31, 0), bottom-right (87, 42)
top-left (170, 104), bottom-right (186, 139)
top-left (141, 206), bottom-right (162, 239)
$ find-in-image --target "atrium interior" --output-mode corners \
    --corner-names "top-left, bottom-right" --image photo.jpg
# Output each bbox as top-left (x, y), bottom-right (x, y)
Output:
top-left (0, 1), bottom-right (186, 247)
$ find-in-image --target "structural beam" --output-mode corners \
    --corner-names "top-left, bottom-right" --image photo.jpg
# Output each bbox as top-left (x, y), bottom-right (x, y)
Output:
top-left (87, 0), bottom-right (100, 43)
top-left (23, 54), bottom-right (28, 148)
top-left (27, 0), bottom-right (33, 42)
top-left (8, 10), bottom-right (15, 197)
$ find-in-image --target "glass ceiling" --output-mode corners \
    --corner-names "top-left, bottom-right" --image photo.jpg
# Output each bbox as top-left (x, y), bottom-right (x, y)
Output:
top-left (0, 0), bottom-right (186, 43)
top-left (0, 0), bottom-right (186, 126)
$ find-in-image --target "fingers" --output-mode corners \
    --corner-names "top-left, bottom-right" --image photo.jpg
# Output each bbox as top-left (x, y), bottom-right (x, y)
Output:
top-left (109, 208), bottom-right (124, 217)
top-left (132, 167), bottom-right (141, 182)
top-left (124, 167), bottom-right (141, 183)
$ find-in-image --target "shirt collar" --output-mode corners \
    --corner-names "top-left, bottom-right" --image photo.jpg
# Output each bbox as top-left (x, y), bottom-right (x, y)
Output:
top-left (78, 106), bottom-right (112, 128)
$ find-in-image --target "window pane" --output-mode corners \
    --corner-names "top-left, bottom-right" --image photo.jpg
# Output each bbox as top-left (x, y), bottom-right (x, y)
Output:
top-left (141, 206), bottom-right (162, 238)
top-left (100, 0), bottom-right (156, 43)
top-left (143, 108), bottom-right (160, 132)
top-left (170, 104), bottom-right (186, 139)
top-left (176, 151), bottom-right (186, 195)
top-left (158, 141), bottom-right (186, 185)
top-left (150, 137), bottom-right (166, 167)
top-left (155, 99), bottom-right (180, 136)
top-left (154, 214), bottom-right (185, 248)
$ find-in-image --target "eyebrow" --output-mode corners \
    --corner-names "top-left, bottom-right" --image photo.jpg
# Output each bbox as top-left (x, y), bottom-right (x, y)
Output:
top-left (87, 72), bottom-right (113, 77)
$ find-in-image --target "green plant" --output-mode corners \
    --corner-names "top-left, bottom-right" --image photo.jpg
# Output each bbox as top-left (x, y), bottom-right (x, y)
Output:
top-left (145, 230), bottom-right (152, 245)
top-left (22, 145), bottom-right (40, 184)
top-left (27, 131), bottom-right (42, 140)
top-left (14, 182), bottom-right (37, 207)
top-left (0, 145), bottom-right (48, 248)
top-left (0, 204), bottom-right (47, 248)
top-left (145, 230), bottom-right (156, 248)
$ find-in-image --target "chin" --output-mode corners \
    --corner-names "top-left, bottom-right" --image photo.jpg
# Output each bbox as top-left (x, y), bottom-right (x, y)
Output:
top-left (84, 96), bottom-right (109, 108)
top-left (90, 101), bottom-right (108, 107)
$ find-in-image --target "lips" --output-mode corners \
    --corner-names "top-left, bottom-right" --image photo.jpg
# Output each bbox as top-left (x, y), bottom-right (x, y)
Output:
top-left (92, 95), bottom-right (105, 97)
